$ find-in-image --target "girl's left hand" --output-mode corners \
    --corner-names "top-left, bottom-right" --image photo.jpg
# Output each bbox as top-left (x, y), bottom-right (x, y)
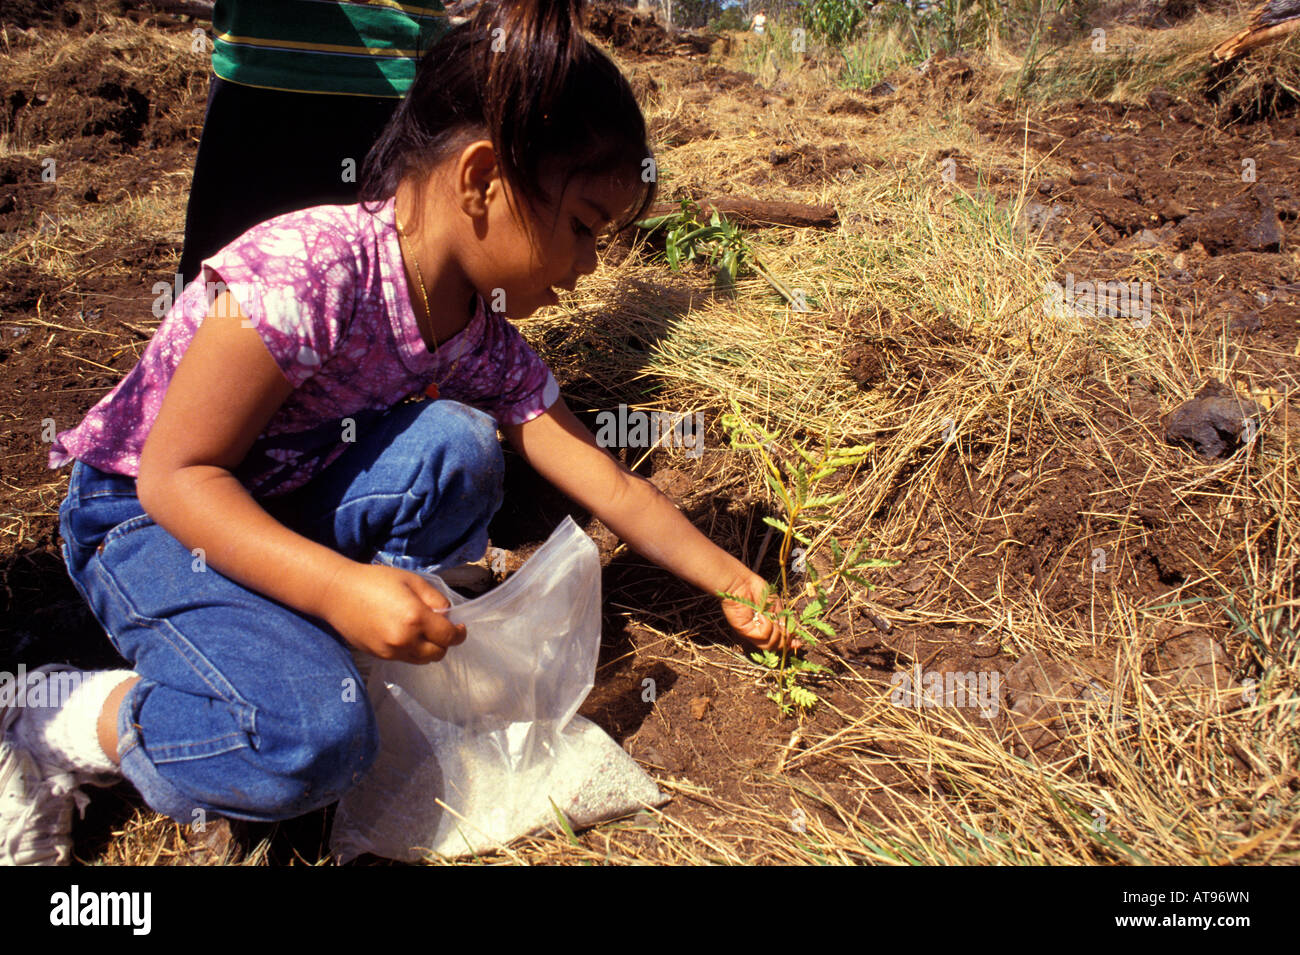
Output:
top-left (721, 573), bottom-right (801, 652)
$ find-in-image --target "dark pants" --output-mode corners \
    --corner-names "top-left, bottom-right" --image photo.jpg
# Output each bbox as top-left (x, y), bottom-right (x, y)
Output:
top-left (178, 76), bottom-right (400, 286)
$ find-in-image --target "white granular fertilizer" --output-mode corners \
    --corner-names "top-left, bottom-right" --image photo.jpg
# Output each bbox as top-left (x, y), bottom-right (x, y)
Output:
top-left (330, 518), bottom-right (668, 862)
top-left (333, 687), bottom-right (666, 861)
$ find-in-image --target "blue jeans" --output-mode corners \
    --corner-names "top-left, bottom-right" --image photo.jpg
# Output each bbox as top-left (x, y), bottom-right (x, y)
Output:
top-left (57, 399), bottom-right (505, 823)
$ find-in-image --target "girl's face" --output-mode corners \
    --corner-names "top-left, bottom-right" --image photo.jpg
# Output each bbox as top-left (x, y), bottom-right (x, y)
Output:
top-left (479, 166), bottom-right (644, 320)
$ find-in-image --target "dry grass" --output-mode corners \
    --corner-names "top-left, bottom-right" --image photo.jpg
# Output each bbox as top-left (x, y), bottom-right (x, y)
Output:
top-left (3, 4), bottom-right (1296, 864)
top-left (498, 14), bottom-right (1300, 865)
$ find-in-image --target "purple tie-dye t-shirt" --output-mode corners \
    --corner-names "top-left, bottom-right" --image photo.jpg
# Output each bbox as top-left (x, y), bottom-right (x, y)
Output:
top-left (47, 196), bottom-right (559, 497)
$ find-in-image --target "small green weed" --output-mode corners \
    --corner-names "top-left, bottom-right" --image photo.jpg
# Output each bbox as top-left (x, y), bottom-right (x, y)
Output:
top-left (635, 198), bottom-right (802, 304)
top-left (750, 649), bottom-right (830, 715)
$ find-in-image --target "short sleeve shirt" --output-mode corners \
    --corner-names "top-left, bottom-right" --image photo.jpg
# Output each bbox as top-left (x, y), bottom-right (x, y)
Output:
top-left (48, 197), bottom-right (560, 498)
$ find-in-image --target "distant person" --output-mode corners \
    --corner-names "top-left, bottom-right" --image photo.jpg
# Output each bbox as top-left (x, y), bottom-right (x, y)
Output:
top-left (176, 0), bottom-right (451, 287)
top-left (5, 0), bottom-right (795, 866)
top-left (752, 9), bottom-right (767, 33)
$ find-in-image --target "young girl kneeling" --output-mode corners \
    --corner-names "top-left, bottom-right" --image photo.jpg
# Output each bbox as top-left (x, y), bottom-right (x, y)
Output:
top-left (0, 0), bottom-right (790, 865)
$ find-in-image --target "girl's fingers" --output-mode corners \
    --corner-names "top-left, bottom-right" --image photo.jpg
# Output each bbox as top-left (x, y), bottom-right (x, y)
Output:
top-left (405, 571), bottom-right (452, 612)
top-left (421, 605), bottom-right (466, 648)
top-left (723, 591), bottom-right (802, 652)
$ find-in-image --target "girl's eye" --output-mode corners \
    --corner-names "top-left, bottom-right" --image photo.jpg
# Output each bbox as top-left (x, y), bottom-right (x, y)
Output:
top-left (573, 218), bottom-right (593, 237)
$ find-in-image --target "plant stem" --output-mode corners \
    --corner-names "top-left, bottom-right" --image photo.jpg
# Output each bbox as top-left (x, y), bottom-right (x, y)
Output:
top-left (749, 253), bottom-right (801, 307)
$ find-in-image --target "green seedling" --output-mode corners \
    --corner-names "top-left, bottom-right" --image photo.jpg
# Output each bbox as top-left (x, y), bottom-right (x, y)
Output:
top-left (751, 649), bottom-right (830, 716)
top-left (719, 404), bottom-right (892, 716)
top-left (635, 198), bottom-right (802, 306)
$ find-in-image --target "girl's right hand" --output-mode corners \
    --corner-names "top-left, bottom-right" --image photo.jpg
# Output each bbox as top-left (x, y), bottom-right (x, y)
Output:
top-left (321, 563), bottom-right (467, 664)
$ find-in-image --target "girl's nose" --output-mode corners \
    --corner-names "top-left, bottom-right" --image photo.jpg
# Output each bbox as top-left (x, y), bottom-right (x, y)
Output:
top-left (575, 241), bottom-right (599, 277)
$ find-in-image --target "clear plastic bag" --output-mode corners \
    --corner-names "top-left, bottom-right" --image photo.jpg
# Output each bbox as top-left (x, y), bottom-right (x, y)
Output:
top-left (330, 516), bottom-right (668, 862)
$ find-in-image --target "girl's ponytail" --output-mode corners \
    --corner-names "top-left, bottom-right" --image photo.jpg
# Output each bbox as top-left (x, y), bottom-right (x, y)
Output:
top-left (362, 0), bottom-right (655, 236)
top-left (472, 0), bottom-right (589, 220)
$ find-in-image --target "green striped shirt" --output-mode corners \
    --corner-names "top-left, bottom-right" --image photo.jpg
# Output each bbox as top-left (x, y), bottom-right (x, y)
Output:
top-left (212, 0), bottom-right (450, 98)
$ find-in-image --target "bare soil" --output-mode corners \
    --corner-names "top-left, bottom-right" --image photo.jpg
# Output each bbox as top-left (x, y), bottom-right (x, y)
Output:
top-left (1, 2), bottom-right (1297, 863)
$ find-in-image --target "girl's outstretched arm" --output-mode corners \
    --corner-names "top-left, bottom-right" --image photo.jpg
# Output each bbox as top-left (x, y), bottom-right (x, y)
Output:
top-left (502, 399), bottom-right (795, 651)
top-left (135, 290), bottom-right (466, 664)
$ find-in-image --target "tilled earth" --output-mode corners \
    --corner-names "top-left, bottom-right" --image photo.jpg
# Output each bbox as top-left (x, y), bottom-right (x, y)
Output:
top-left (1, 4), bottom-right (1296, 861)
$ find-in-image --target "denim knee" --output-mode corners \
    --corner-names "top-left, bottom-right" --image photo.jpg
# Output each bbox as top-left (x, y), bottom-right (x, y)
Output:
top-left (368, 402), bottom-right (503, 571)
top-left (416, 401), bottom-right (505, 525)
top-left (116, 669), bottom-right (380, 824)
top-left (253, 679), bottom-right (380, 817)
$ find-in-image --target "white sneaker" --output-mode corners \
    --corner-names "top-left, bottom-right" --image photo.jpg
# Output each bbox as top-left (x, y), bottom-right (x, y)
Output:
top-left (1, 664), bottom-right (115, 866)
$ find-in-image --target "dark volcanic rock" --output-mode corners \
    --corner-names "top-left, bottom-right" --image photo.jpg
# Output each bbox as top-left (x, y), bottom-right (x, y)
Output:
top-left (1177, 185), bottom-right (1285, 255)
top-left (1164, 381), bottom-right (1263, 458)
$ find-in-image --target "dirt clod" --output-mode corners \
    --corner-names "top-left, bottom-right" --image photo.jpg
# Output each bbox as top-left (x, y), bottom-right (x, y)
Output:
top-left (1004, 651), bottom-right (1116, 756)
top-left (843, 343), bottom-right (886, 388)
top-left (1147, 632), bottom-right (1236, 708)
top-left (1177, 184), bottom-right (1286, 254)
top-left (1164, 381), bottom-right (1263, 458)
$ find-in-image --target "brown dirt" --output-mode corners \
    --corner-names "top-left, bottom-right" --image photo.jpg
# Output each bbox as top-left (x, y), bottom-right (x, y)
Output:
top-left (0, 0), bottom-right (82, 30)
top-left (764, 142), bottom-right (869, 186)
top-left (648, 115), bottom-right (715, 147)
top-left (585, 1), bottom-right (713, 58)
top-left (1, 4), bottom-right (205, 676)
top-left (3, 3), bottom-right (1298, 864)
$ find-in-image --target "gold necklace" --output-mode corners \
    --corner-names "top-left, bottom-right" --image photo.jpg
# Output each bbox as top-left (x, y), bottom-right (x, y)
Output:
top-left (396, 216), bottom-right (466, 400)
top-left (396, 218), bottom-right (439, 353)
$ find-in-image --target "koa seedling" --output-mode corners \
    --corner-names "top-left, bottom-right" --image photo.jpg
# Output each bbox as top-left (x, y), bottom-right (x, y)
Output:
top-left (719, 406), bottom-right (890, 716)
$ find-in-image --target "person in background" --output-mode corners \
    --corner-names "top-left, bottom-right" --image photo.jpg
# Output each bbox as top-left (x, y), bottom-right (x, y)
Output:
top-left (751, 8), bottom-right (767, 33)
top-left (177, 0), bottom-right (454, 286)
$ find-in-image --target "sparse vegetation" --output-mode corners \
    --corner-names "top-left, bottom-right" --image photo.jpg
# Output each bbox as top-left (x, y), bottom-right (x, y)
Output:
top-left (3, 0), bottom-right (1299, 865)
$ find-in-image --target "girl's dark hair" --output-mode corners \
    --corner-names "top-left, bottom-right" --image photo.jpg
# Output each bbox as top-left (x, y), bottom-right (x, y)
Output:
top-left (360, 0), bottom-right (657, 236)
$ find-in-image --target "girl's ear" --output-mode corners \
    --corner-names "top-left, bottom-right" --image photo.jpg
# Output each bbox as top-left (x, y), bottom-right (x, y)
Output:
top-left (453, 140), bottom-right (502, 218)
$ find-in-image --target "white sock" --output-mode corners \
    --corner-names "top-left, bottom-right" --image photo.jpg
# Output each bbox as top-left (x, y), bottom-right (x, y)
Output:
top-left (10, 668), bottom-right (135, 775)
